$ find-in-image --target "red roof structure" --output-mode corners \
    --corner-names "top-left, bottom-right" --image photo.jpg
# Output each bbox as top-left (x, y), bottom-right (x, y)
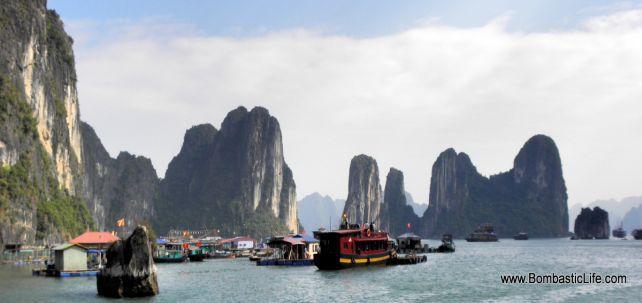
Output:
top-left (70, 231), bottom-right (119, 245)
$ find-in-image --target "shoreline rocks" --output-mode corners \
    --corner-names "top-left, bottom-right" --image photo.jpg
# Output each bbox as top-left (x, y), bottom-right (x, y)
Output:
top-left (97, 226), bottom-right (158, 298)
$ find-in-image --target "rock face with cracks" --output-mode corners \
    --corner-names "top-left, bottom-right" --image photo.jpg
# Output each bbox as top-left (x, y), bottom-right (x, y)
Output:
top-left (97, 225), bottom-right (158, 298)
top-left (574, 207), bottom-right (610, 240)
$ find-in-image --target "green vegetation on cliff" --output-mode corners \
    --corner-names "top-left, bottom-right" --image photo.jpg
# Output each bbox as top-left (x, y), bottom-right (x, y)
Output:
top-left (1, 76), bottom-right (93, 241)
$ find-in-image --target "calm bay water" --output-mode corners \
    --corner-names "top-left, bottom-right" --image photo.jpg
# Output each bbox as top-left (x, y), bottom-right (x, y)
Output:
top-left (1, 238), bottom-right (641, 302)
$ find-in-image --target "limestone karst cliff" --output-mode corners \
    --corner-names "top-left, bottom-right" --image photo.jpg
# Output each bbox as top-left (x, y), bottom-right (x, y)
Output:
top-left (155, 107), bottom-right (298, 238)
top-left (574, 207), bottom-right (610, 239)
top-left (421, 135), bottom-right (569, 238)
top-left (342, 155), bottom-right (382, 227)
top-left (81, 122), bottom-right (158, 234)
top-left (380, 168), bottom-right (420, 237)
top-left (0, 1), bottom-right (160, 245)
top-left (0, 0), bottom-right (93, 245)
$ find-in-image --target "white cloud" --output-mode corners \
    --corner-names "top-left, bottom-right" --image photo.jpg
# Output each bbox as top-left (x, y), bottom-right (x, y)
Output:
top-left (67, 10), bottom-right (642, 206)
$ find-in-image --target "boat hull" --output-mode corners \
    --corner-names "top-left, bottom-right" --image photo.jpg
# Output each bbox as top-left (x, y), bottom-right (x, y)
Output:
top-left (314, 251), bottom-right (392, 270)
top-left (153, 256), bottom-right (187, 263)
top-left (188, 254), bottom-right (206, 262)
top-left (257, 259), bottom-right (314, 266)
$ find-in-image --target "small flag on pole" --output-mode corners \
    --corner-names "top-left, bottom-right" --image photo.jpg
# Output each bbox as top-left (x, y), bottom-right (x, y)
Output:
top-left (116, 218), bottom-right (125, 227)
top-left (407, 223), bottom-right (411, 230)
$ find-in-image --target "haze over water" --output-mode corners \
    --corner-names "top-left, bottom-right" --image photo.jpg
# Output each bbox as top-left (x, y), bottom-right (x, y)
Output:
top-left (1, 239), bottom-right (640, 302)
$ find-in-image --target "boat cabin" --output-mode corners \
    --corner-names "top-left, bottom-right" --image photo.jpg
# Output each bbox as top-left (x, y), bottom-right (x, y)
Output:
top-left (396, 233), bottom-right (426, 253)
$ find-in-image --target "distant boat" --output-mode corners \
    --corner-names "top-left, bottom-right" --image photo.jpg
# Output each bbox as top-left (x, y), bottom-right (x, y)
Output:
top-left (188, 248), bottom-right (206, 262)
top-left (633, 229), bottom-right (642, 240)
top-left (466, 224), bottom-right (498, 242)
top-left (612, 224), bottom-right (626, 238)
top-left (436, 234), bottom-right (455, 252)
top-left (513, 232), bottom-right (529, 240)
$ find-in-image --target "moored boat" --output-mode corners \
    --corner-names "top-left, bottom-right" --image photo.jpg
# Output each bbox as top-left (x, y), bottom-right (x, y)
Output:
top-left (466, 224), bottom-right (498, 242)
top-left (188, 248), bottom-right (206, 262)
top-left (314, 219), bottom-right (393, 270)
top-left (633, 229), bottom-right (642, 240)
top-left (436, 234), bottom-right (455, 252)
top-left (513, 232), bottom-right (529, 240)
top-left (612, 225), bottom-right (626, 238)
top-left (153, 241), bottom-right (187, 263)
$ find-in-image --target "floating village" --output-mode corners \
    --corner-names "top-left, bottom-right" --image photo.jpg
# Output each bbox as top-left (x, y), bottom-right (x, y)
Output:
top-left (4, 214), bottom-right (641, 283)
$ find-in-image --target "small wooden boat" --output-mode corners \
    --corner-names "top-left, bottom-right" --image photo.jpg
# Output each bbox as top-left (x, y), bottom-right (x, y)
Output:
top-left (436, 234), bottom-right (455, 252)
top-left (154, 254), bottom-right (187, 263)
top-left (153, 242), bottom-right (187, 263)
top-left (188, 248), bottom-right (206, 262)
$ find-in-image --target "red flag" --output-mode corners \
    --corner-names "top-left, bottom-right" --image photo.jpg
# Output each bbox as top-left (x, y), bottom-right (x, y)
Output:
top-left (407, 223), bottom-right (411, 230)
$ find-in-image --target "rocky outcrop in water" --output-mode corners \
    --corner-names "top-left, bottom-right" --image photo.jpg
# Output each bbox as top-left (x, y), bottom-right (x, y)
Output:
top-left (97, 225), bottom-right (158, 298)
top-left (574, 207), bottom-right (610, 239)
top-left (381, 168), bottom-right (419, 237)
top-left (155, 107), bottom-right (298, 237)
top-left (81, 123), bottom-right (158, 233)
top-left (342, 155), bottom-right (382, 226)
top-left (422, 135), bottom-right (569, 238)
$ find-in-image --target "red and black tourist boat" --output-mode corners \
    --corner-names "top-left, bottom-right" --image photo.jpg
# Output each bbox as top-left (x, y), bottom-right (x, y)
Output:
top-left (313, 218), bottom-right (394, 270)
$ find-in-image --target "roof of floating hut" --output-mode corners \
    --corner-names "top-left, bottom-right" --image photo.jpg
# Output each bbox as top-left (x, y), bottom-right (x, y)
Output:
top-left (396, 233), bottom-right (421, 240)
top-left (71, 232), bottom-right (119, 245)
top-left (53, 243), bottom-right (88, 251)
top-left (291, 234), bottom-right (319, 243)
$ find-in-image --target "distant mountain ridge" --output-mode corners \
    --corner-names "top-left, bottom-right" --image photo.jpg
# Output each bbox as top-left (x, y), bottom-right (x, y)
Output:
top-left (298, 192), bottom-right (343, 232)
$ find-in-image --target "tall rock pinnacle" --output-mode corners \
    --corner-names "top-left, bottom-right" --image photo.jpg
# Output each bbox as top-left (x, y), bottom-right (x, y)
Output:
top-left (342, 154), bottom-right (382, 227)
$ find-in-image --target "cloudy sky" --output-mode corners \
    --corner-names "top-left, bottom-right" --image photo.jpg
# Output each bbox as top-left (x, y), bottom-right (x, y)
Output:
top-left (49, 0), bottom-right (642, 207)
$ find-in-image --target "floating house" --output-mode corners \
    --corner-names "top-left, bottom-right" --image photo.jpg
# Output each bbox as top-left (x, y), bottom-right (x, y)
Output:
top-left (291, 234), bottom-right (319, 256)
top-left (70, 231), bottom-right (120, 269)
top-left (220, 237), bottom-right (255, 251)
top-left (53, 243), bottom-right (88, 272)
top-left (257, 235), bottom-right (318, 266)
top-left (70, 231), bottom-right (120, 250)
